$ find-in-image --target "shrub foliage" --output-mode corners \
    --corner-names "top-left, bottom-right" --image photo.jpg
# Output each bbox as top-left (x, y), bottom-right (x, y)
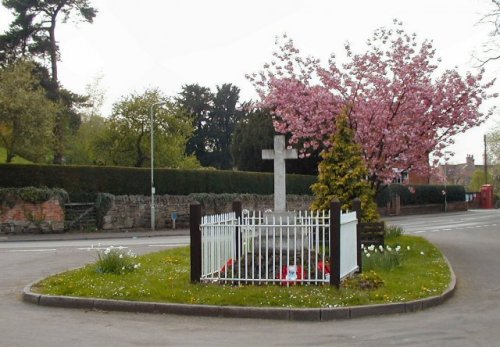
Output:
top-left (0, 186), bottom-right (68, 207)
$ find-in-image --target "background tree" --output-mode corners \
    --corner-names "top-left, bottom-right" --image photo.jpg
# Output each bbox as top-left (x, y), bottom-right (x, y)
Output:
top-left (249, 21), bottom-right (497, 194)
top-left (468, 168), bottom-right (494, 191)
top-left (0, 60), bottom-right (59, 162)
top-left (231, 108), bottom-right (274, 172)
top-left (0, 0), bottom-right (98, 164)
top-left (311, 108), bottom-right (379, 221)
top-left (207, 84), bottom-right (245, 169)
top-left (94, 89), bottom-right (199, 169)
top-left (230, 107), bottom-right (321, 174)
top-left (485, 127), bottom-right (500, 194)
top-left (487, 127), bottom-right (500, 164)
top-left (64, 74), bottom-right (106, 165)
top-left (177, 84), bottom-right (212, 162)
top-left (177, 83), bottom-right (245, 169)
top-left (477, 0), bottom-right (500, 66)
top-left (64, 114), bottom-right (108, 165)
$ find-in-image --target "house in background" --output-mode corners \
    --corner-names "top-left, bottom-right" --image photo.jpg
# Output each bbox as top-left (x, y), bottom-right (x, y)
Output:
top-left (393, 168), bottom-right (431, 185)
top-left (394, 154), bottom-right (486, 188)
top-left (432, 154), bottom-right (480, 188)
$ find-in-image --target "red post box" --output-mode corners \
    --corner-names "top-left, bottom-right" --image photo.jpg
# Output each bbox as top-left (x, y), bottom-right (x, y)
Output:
top-left (480, 184), bottom-right (494, 209)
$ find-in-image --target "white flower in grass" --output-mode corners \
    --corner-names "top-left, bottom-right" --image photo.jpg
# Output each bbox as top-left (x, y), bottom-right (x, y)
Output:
top-left (134, 263), bottom-right (141, 269)
top-left (379, 245), bottom-right (384, 252)
top-left (420, 252), bottom-right (425, 256)
top-left (407, 246), bottom-right (411, 251)
top-left (368, 245), bottom-right (375, 251)
top-left (396, 246), bottom-right (401, 252)
top-left (361, 244), bottom-right (365, 249)
top-left (366, 253), bottom-right (371, 258)
top-left (119, 254), bottom-right (123, 259)
top-left (386, 245), bottom-right (392, 251)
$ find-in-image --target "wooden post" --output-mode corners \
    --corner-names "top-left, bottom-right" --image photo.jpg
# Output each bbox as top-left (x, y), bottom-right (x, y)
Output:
top-left (232, 199), bottom-right (242, 260)
top-left (330, 199), bottom-right (341, 288)
top-left (352, 198), bottom-right (362, 274)
top-left (190, 202), bottom-right (202, 283)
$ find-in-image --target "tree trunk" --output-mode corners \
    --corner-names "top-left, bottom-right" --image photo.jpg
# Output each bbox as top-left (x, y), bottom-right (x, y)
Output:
top-left (48, 16), bottom-right (64, 165)
top-left (134, 132), bottom-right (147, 167)
top-left (6, 152), bottom-right (14, 163)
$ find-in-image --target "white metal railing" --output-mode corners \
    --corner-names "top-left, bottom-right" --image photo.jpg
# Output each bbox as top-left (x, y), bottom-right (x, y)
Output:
top-left (200, 210), bottom-right (358, 285)
top-left (201, 212), bottom-right (237, 279)
top-left (340, 211), bottom-right (358, 278)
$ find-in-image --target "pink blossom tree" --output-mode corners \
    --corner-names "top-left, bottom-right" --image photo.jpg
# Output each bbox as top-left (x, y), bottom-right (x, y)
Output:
top-left (248, 21), bottom-right (497, 193)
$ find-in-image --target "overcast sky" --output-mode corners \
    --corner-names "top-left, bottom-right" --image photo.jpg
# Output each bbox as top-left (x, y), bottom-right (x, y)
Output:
top-left (1, 0), bottom-right (499, 164)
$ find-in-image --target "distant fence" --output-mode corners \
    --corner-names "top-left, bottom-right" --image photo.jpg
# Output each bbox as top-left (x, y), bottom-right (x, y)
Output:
top-left (190, 199), bottom-right (362, 287)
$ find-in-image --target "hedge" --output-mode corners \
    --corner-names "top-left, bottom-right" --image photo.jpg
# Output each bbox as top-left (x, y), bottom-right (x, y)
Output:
top-left (0, 164), bottom-right (316, 201)
top-left (0, 165), bottom-right (468, 206)
top-left (376, 184), bottom-right (465, 206)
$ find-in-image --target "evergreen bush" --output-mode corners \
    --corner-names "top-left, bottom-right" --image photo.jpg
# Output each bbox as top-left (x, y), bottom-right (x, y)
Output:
top-left (311, 107), bottom-right (379, 221)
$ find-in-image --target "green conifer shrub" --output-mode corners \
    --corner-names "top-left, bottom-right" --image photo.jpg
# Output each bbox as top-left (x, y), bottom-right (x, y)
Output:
top-left (311, 108), bottom-right (379, 221)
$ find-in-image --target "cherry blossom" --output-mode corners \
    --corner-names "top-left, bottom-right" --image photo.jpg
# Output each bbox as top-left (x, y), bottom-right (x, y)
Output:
top-left (248, 21), bottom-right (497, 191)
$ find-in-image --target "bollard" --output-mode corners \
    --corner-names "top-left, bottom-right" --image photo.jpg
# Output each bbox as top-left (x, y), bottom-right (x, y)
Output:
top-left (232, 199), bottom-right (242, 260)
top-left (190, 202), bottom-right (202, 283)
top-left (330, 199), bottom-right (341, 288)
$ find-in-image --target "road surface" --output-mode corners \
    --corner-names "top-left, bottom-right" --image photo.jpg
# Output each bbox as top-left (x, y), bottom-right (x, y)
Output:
top-left (1, 210), bottom-right (499, 346)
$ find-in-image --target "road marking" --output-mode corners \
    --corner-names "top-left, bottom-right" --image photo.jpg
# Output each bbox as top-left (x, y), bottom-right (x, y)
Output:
top-left (409, 223), bottom-right (499, 235)
top-left (3, 249), bottom-right (57, 253)
top-left (78, 246), bottom-right (129, 251)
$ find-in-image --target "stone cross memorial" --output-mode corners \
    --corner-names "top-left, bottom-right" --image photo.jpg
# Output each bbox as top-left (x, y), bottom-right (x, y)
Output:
top-left (262, 135), bottom-right (298, 212)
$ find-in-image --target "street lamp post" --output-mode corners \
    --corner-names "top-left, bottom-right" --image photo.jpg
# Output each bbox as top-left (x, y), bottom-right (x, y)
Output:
top-left (150, 101), bottom-right (167, 231)
top-left (444, 151), bottom-right (452, 213)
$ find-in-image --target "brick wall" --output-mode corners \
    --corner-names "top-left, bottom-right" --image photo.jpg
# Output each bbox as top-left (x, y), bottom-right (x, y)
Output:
top-left (0, 198), bottom-right (65, 234)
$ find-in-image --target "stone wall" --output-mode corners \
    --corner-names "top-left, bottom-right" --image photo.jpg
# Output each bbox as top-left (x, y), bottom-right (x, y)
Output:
top-left (0, 198), bottom-right (65, 234)
top-left (100, 194), bottom-right (315, 230)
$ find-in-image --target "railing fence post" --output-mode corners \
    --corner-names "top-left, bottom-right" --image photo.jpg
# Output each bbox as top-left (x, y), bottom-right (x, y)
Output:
top-left (352, 198), bottom-right (362, 274)
top-left (330, 199), bottom-right (341, 288)
top-left (232, 199), bottom-right (242, 261)
top-left (190, 201), bottom-right (202, 283)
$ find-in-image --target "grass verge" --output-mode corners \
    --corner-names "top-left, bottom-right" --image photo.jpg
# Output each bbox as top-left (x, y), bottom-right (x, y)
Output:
top-left (33, 235), bottom-right (451, 308)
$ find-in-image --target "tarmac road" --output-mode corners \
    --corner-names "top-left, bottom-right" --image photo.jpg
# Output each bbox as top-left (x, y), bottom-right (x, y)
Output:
top-left (1, 209), bottom-right (500, 346)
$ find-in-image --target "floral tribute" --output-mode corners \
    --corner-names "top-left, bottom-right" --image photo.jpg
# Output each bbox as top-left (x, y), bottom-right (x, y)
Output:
top-left (279, 265), bottom-right (304, 286)
top-left (219, 256), bottom-right (331, 286)
top-left (248, 20), bottom-right (497, 192)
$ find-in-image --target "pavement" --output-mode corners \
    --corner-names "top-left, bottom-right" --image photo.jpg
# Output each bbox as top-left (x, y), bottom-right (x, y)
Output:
top-left (13, 224), bottom-right (457, 322)
top-left (0, 228), bottom-right (190, 242)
